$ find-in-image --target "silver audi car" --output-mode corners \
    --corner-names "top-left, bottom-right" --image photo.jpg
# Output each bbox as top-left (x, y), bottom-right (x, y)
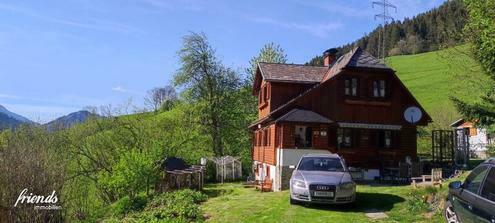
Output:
top-left (290, 153), bottom-right (356, 204)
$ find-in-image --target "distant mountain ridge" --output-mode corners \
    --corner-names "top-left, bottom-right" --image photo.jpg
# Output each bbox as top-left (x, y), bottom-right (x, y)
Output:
top-left (0, 105), bottom-right (33, 130)
top-left (0, 105), bottom-right (100, 131)
top-left (0, 105), bottom-right (32, 123)
top-left (43, 110), bottom-right (100, 131)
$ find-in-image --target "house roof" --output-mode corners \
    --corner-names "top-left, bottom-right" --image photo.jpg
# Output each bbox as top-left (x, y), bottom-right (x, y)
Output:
top-left (258, 62), bottom-right (328, 83)
top-left (450, 118), bottom-right (465, 127)
top-left (250, 47), bottom-right (431, 129)
top-left (275, 108), bottom-right (333, 124)
top-left (257, 47), bottom-right (390, 85)
top-left (450, 118), bottom-right (476, 128)
top-left (323, 47), bottom-right (390, 81)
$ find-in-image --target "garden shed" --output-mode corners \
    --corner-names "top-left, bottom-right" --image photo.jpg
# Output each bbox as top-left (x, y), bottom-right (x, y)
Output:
top-left (209, 156), bottom-right (242, 183)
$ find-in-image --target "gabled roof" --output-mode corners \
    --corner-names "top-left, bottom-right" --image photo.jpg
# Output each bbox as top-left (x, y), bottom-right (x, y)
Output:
top-left (450, 118), bottom-right (476, 128)
top-left (250, 47), bottom-right (432, 128)
top-left (258, 62), bottom-right (328, 83)
top-left (323, 47), bottom-right (390, 81)
top-left (450, 118), bottom-right (465, 127)
top-left (275, 109), bottom-right (333, 124)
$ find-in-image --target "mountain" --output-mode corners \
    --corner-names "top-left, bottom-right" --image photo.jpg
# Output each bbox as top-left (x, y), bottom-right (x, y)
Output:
top-left (44, 110), bottom-right (100, 131)
top-left (0, 105), bottom-right (32, 123)
top-left (0, 105), bottom-right (33, 130)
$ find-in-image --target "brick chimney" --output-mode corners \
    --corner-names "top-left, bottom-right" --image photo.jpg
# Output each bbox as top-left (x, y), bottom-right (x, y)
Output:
top-left (323, 48), bottom-right (338, 67)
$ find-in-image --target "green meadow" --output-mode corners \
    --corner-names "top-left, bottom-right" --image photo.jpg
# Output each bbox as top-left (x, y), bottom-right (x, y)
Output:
top-left (387, 44), bottom-right (492, 128)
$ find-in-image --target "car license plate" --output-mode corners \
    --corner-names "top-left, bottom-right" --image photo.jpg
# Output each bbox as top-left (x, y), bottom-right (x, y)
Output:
top-left (314, 191), bottom-right (333, 197)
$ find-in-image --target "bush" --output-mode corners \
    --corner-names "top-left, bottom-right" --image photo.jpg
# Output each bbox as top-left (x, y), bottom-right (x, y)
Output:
top-left (113, 194), bottom-right (148, 216)
top-left (487, 145), bottom-right (495, 157)
top-left (113, 189), bottom-right (207, 223)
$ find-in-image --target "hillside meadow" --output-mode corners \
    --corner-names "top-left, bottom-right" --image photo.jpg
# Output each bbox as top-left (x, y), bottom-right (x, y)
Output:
top-left (387, 45), bottom-right (492, 154)
top-left (388, 44), bottom-right (491, 127)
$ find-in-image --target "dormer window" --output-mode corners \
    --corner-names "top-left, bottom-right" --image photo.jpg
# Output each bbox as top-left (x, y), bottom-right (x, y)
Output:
top-left (372, 80), bottom-right (387, 98)
top-left (345, 78), bottom-right (358, 96)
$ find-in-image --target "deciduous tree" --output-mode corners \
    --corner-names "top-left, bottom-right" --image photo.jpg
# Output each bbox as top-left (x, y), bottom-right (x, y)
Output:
top-left (452, 0), bottom-right (495, 127)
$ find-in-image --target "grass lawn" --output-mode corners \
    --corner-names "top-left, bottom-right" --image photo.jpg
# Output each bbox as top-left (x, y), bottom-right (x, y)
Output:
top-left (201, 183), bottom-right (446, 223)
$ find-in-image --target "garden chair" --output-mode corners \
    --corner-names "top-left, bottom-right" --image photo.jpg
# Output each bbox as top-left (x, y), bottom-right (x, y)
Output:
top-left (255, 178), bottom-right (272, 192)
top-left (411, 168), bottom-right (443, 188)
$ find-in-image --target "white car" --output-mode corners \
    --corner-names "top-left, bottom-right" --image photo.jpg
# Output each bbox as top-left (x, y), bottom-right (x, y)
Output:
top-left (290, 153), bottom-right (356, 204)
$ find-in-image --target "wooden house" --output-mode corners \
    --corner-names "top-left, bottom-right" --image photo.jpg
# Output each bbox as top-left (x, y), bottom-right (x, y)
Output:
top-left (249, 47), bottom-right (432, 191)
top-left (450, 119), bottom-right (493, 159)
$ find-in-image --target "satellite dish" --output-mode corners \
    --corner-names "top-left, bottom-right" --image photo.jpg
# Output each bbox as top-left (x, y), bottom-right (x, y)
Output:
top-left (404, 106), bottom-right (422, 124)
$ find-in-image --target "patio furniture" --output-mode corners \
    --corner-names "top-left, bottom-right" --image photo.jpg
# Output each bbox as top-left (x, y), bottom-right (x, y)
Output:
top-left (411, 168), bottom-right (443, 188)
top-left (380, 167), bottom-right (399, 184)
top-left (255, 179), bottom-right (273, 192)
top-left (349, 167), bottom-right (364, 180)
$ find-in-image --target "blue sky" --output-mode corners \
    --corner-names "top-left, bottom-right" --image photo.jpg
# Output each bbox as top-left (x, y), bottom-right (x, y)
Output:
top-left (0, 0), bottom-right (445, 123)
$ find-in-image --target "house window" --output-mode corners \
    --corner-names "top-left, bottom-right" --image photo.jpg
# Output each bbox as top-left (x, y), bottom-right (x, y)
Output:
top-left (345, 78), bottom-right (358, 96)
top-left (259, 85), bottom-right (269, 105)
top-left (295, 125), bottom-right (312, 147)
top-left (373, 80), bottom-right (387, 98)
top-left (337, 128), bottom-right (357, 148)
top-left (320, 131), bottom-right (327, 137)
top-left (378, 130), bottom-right (393, 148)
top-left (469, 127), bottom-right (477, 136)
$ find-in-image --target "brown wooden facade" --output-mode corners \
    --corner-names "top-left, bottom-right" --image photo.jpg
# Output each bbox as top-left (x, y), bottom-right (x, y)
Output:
top-left (250, 48), bottom-right (431, 173)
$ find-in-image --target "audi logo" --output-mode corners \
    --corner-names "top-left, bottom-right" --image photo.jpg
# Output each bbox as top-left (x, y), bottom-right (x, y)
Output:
top-left (316, 185), bottom-right (329, 190)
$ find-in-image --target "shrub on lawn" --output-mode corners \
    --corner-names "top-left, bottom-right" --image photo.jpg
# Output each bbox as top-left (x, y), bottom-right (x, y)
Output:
top-left (407, 186), bottom-right (448, 215)
top-left (120, 189), bottom-right (208, 223)
top-left (113, 194), bottom-right (149, 215)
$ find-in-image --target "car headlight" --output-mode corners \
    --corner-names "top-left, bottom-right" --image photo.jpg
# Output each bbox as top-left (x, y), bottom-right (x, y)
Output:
top-left (340, 182), bottom-right (355, 190)
top-left (293, 180), bottom-right (306, 188)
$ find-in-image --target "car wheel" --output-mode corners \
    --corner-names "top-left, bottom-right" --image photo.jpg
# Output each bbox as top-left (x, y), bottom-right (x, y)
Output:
top-left (290, 197), bottom-right (298, 205)
top-left (444, 200), bottom-right (459, 223)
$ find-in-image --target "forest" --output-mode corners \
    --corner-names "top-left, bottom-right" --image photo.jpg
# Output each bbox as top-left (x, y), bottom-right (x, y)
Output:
top-left (307, 0), bottom-right (467, 65)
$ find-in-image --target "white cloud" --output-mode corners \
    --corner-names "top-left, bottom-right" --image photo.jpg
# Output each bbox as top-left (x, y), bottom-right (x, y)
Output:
top-left (248, 17), bottom-right (342, 38)
top-left (140, 0), bottom-right (204, 11)
top-left (0, 93), bottom-right (21, 99)
top-left (0, 3), bottom-right (140, 34)
top-left (112, 86), bottom-right (128, 93)
top-left (111, 86), bottom-right (144, 96)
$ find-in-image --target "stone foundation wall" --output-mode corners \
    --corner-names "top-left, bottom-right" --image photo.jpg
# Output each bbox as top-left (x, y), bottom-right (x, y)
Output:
top-left (280, 166), bottom-right (294, 190)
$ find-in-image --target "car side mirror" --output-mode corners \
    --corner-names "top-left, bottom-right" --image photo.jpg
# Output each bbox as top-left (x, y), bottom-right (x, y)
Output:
top-left (449, 181), bottom-right (462, 189)
top-left (289, 165), bottom-right (295, 169)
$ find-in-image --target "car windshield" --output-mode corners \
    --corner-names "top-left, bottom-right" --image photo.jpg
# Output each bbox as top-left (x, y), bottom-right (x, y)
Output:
top-left (297, 157), bottom-right (344, 172)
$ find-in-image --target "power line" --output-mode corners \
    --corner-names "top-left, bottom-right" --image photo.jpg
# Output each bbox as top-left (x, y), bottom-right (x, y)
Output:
top-left (372, 0), bottom-right (397, 62)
